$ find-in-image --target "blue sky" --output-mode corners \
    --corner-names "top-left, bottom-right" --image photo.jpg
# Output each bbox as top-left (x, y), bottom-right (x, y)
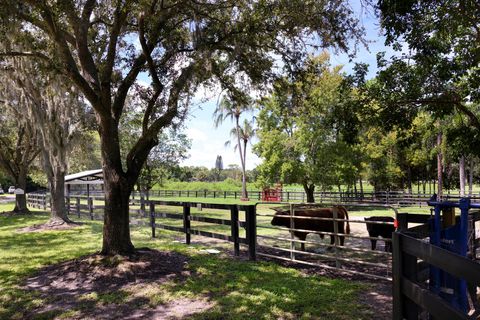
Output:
top-left (180, 3), bottom-right (394, 170)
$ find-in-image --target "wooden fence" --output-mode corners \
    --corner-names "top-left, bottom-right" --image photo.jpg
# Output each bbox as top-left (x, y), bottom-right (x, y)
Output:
top-left (145, 200), bottom-right (257, 259)
top-left (27, 193), bottom-right (257, 259)
top-left (393, 213), bottom-right (480, 319)
top-left (127, 190), bottom-right (480, 206)
top-left (26, 193), bottom-right (399, 279)
top-left (27, 193), bottom-right (49, 210)
top-left (38, 192), bottom-right (480, 284)
top-left (63, 189), bottom-right (480, 206)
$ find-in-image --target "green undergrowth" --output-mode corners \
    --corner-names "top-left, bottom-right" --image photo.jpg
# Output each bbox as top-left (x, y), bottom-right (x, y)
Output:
top-left (0, 212), bottom-right (373, 320)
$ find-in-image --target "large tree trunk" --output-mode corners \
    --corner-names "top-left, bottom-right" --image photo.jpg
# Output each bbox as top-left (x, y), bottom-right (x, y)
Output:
top-left (437, 132), bottom-right (443, 199)
top-left (101, 168), bottom-right (134, 255)
top-left (359, 178), bottom-right (364, 199)
top-left (469, 158), bottom-right (474, 196)
top-left (303, 183), bottom-right (315, 203)
top-left (407, 166), bottom-right (412, 194)
top-left (13, 167), bottom-right (29, 213)
top-left (99, 118), bottom-right (141, 255)
top-left (459, 155), bottom-right (466, 197)
top-left (41, 145), bottom-right (71, 223)
top-left (49, 166), bottom-right (69, 222)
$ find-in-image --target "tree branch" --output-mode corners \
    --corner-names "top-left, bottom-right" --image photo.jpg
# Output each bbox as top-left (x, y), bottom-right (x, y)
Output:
top-left (454, 102), bottom-right (480, 131)
top-left (125, 63), bottom-right (197, 184)
top-left (101, 1), bottom-right (129, 96)
top-left (62, 1), bottom-right (101, 93)
top-left (0, 51), bottom-right (51, 61)
top-left (25, 1), bottom-right (101, 113)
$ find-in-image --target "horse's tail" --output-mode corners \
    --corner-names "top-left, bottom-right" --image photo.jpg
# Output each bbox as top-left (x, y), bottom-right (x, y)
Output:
top-left (336, 206), bottom-right (350, 234)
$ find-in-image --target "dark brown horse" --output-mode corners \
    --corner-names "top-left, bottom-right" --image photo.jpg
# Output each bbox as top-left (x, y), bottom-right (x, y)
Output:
top-left (271, 206), bottom-right (350, 251)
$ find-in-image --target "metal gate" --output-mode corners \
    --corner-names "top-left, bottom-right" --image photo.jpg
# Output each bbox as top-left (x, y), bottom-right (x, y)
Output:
top-left (255, 202), bottom-right (399, 281)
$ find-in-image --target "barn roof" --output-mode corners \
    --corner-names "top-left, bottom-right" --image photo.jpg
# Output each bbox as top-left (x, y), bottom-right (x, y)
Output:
top-left (65, 169), bottom-right (103, 185)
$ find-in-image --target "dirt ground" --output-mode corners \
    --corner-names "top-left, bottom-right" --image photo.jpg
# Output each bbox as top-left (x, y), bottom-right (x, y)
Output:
top-left (22, 235), bottom-right (392, 320)
top-left (17, 221), bottom-right (83, 233)
top-left (184, 233), bottom-right (394, 320)
top-left (24, 249), bottom-right (214, 319)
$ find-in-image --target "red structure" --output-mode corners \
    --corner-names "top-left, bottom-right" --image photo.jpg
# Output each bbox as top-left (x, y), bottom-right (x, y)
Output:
top-left (261, 184), bottom-right (283, 201)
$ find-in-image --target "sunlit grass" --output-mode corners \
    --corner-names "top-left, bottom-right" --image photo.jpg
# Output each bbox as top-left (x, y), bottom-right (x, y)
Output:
top-left (0, 212), bottom-right (373, 320)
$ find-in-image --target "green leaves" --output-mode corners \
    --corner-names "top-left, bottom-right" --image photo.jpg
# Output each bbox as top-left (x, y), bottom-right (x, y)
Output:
top-left (255, 53), bottom-right (360, 191)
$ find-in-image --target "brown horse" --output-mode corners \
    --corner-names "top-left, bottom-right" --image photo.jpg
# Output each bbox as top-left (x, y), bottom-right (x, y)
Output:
top-left (271, 206), bottom-right (350, 251)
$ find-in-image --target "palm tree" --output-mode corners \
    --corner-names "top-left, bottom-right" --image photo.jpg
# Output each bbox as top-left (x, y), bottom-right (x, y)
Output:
top-left (225, 119), bottom-right (255, 199)
top-left (213, 96), bottom-right (253, 200)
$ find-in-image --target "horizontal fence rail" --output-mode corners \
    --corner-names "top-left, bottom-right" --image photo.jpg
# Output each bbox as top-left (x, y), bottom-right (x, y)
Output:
top-left (255, 202), bottom-right (399, 281)
top-left (48, 188), bottom-right (480, 206)
top-left (26, 193), bottom-right (256, 259)
top-left (393, 233), bottom-right (480, 320)
top-left (393, 212), bottom-right (480, 320)
top-left (146, 200), bottom-right (255, 258)
top-left (35, 192), bottom-right (480, 286)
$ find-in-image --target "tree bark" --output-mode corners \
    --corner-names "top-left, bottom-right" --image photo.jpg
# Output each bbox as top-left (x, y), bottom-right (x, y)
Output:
top-left (303, 183), bottom-right (315, 203)
top-left (469, 158), bottom-right (474, 196)
top-left (101, 170), bottom-right (134, 255)
top-left (437, 132), bottom-right (443, 199)
top-left (13, 167), bottom-right (29, 213)
top-left (459, 155), bottom-right (466, 197)
top-left (49, 166), bottom-right (69, 222)
top-left (407, 166), bottom-right (412, 194)
top-left (359, 178), bottom-right (364, 199)
top-left (99, 117), bottom-right (145, 255)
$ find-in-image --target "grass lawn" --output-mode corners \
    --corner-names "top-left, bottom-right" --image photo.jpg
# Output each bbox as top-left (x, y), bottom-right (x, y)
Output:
top-left (0, 210), bottom-right (375, 320)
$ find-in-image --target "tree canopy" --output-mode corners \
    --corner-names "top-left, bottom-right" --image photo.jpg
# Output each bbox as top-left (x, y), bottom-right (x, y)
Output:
top-left (254, 53), bottom-right (362, 201)
top-left (0, 0), bottom-right (365, 254)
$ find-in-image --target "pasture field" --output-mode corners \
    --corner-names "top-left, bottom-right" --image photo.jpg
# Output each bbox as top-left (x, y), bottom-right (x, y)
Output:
top-left (0, 207), bottom-right (378, 320)
top-left (155, 179), bottom-right (480, 195)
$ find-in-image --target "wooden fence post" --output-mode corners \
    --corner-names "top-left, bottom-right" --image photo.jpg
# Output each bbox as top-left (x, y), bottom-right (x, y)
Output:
top-left (393, 230), bottom-right (419, 319)
top-left (140, 194), bottom-right (145, 218)
top-left (66, 196), bottom-right (70, 215)
top-left (183, 204), bottom-right (191, 244)
top-left (245, 205), bottom-right (256, 261)
top-left (88, 197), bottom-right (94, 220)
top-left (403, 251), bottom-right (419, 319)
top-left (150, 202), bottom-right (156, 238)
top-left (396, 213), bottom-right (409, 232)
top-left (76, 197), bottom-right (80, 218)
top-left (290, 203), bottom-right (295, 261)
top-left (43, 194), bottom-right (47, 210)
top-left (392, 232), bottom-right (403, 320)
top-left (231, 205), bottom-right (240, 256)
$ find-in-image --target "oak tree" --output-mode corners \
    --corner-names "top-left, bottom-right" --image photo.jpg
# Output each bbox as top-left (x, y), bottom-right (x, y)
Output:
top-left (1, 0), bottom-right (363, 254)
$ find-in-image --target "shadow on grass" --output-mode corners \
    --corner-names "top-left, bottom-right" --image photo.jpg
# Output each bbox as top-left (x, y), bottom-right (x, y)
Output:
top-left (0, 211), bottom-right (372, 320)
top-left (166, 255), bottom-right (370, 320)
